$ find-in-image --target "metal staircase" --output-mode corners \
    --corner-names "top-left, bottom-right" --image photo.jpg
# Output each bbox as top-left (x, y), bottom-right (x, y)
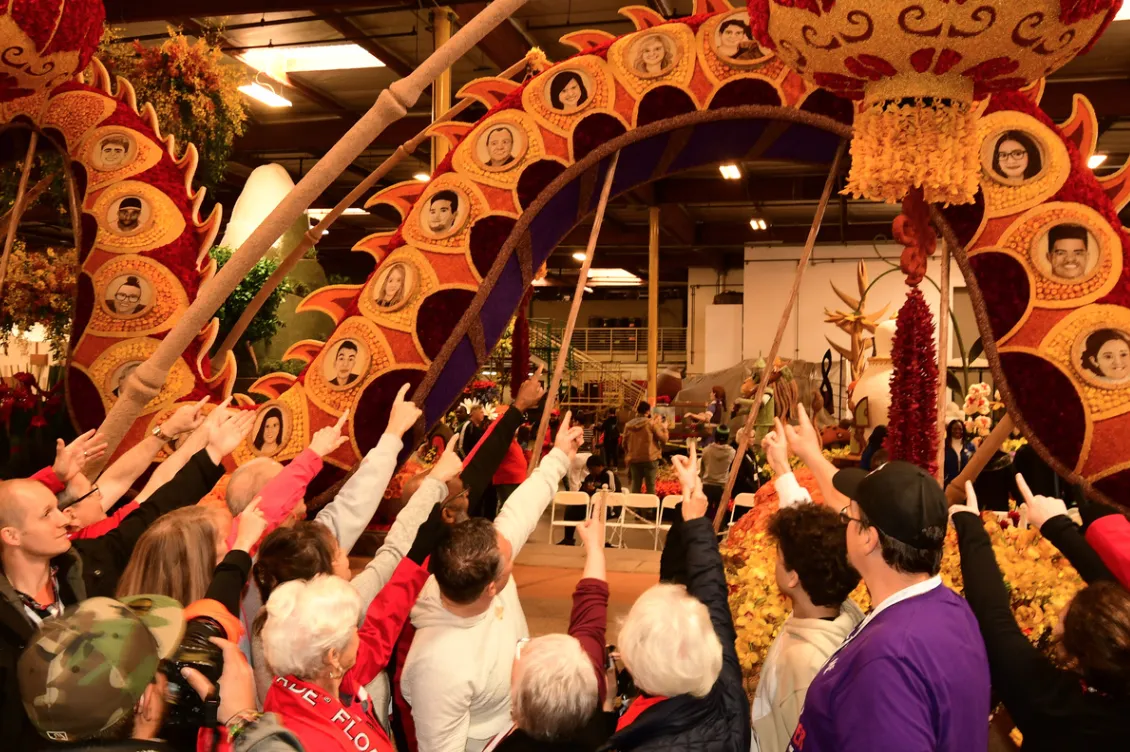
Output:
top-left (529, 320), bottom-right (647, 411)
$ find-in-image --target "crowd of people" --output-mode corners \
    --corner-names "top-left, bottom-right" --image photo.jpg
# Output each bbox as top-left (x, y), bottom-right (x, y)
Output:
top-left (2, 367), bottom-right (1129, 751)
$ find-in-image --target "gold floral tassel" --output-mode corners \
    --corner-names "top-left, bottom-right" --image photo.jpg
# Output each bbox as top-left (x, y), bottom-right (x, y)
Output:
top-left (845, 99), bottom-right (980, 206)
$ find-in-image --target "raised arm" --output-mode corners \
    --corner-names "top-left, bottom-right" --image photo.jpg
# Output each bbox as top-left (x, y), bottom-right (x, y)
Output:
top-left (134, 402), bottom-right (225, 503)
top-left (573, 493), bottom-right (610, 703)
top-left (786, 405), bottom-right (848, 510)
top-left (494, 411), bottom-right (582, 557)
top-left (316, 384), bottom-right (420, 551)
top-left (460, 366), bottom-right (544, 508)
top-left (1017, 475), bottom-right (1113, 584)
top-left (764, 418), bottom-right (811, 509)
top-left (349, 442), bottom-right (461, 612)
top-left (95, 398), bottom-right (207, 509)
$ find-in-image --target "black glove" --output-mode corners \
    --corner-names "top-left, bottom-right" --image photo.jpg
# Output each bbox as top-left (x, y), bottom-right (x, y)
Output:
top-left (407, 503), bottom-right (448, 566)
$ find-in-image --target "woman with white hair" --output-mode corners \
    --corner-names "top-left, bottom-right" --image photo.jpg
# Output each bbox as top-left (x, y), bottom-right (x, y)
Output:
top-left (261, 547), bottom-right (434, 750)
top-left (487, 496), bottom-right (617, 751)
top-left (608, 444), bottom-right (751, 751)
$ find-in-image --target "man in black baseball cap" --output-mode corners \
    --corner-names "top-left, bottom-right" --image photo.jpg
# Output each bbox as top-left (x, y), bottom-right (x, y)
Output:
top-left (780, 407), bottom-right (991, 752)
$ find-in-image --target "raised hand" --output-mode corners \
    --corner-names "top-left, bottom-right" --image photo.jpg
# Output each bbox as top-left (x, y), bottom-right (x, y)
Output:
top-left (577, 493), bottom-right (607, 550)
top-left (232, 497), bottom-right (268, 553)
top-left (310, 410), bottom-right (351, 457)
top-left (430, 438), bottom-right (463, 483)
top-left (206, 410), bottom-right (256, 462)
top-left (53, 429), bottom-right (108, 483)
top-left (681, 484), bottom-right (709, 521)
top-left (671, 439), bottom-right (700, 496)
top-left (1015, 474), bottom-right (1067, 531)
top-left (783, 404), bottom-right (820, 462)
top-left (385, 385), bottom-right (423, 439)
top-left (515, 364), bottom-right (547, 412)
top-left (761, 418), bottom-right (790, 477)
top-left (554, 411), bottom-right (585, 458)
top-left (160, 397), bottom-right (209, 438)
top-left (949, 480), bottom-right (981, 519)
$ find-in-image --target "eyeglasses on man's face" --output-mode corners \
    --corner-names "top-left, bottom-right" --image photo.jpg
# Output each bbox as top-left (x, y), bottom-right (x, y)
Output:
top-left (838, 503), bottom-right (864, 528)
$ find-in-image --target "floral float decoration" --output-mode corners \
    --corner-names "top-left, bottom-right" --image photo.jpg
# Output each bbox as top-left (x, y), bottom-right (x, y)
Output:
top-left (722, 468), bottom-right (1083, 699)
top-left (746, 0), bottom-right (1122, 204)
top-left (0, 0), bottom-right (104, 102)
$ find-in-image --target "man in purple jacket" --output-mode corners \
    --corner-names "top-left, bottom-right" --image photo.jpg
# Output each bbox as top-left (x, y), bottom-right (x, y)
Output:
top-left (783, 452), bottom-right (990, 751)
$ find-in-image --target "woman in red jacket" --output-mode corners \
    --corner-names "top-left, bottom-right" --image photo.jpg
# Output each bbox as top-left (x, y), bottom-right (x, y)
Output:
top-left (260, 559), bottom-right (430, 751)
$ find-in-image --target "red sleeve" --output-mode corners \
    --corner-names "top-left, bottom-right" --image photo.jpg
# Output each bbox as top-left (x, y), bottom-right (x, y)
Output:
top-left (568, 578), bottom-right (610, 705)
top-left (31, 466), bottom-right (65, 494)
top-left (340, 557), bottom-right (430, 694)
top-left (69, 500), bottom-right (140, 541)
top-left (1086, 514), bottom-right (1130, 590)
top-left (225, 448), bottom-right (323, 552)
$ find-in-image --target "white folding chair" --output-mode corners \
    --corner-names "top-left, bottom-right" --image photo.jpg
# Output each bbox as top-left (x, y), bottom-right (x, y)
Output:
top-left (617, 493), bottom-right (662, 550)
top-left (602, 492), bottom-right (628, 547)
top-left (729, 492), bottom-right (758, 528)
top-left (547, 491), bottom-right (590, 543)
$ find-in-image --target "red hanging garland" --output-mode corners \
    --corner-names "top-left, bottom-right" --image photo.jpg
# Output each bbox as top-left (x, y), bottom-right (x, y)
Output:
top-left (510, 288), bottom-right (533, 400)
top-left (887, 287), bottom-right (939, 476)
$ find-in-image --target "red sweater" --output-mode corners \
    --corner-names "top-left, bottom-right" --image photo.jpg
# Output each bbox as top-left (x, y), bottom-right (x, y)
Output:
top-left (226, 448), bottom-right (322, 554)
top-left (69, 500), bottom-right (140, 540)
top-left (1086, 514), bottom-right (1130, 590)
top-left (492, 440), bottom-right (528, 486)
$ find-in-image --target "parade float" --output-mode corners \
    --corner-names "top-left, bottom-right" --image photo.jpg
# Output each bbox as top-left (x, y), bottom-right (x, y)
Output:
top-left (0, 0), bottom-right (1127, 711)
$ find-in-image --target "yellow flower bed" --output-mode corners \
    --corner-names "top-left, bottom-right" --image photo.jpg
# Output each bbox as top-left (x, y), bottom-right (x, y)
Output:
top-left (722, 503), bottom-right (1082, 701)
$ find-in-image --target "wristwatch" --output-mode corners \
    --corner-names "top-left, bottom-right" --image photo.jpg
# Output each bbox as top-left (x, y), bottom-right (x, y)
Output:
top-left (152, 425), bottom-right (176, 444)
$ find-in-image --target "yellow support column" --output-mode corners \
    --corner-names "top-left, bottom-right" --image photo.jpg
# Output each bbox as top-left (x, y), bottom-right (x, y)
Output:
top-left (648, 206), bottom-right (660, 403)
top-left (431, 9), bottom-right (454, 173)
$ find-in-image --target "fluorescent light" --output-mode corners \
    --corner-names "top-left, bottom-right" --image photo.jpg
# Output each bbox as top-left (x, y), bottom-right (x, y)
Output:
top-left (308, 208), bottom-right (367, 221)
top-left (584, 286), bottom-right (594, 293)
top-left (750, 217), bottom-right (768, 231)
top-left (571, 251), bottom-right (586, 261)
top-left (1088, 153), bottom-right (1108, 169)
top-left (414, 172), bottom-right (431, 182)
top-left (1117, 6), bottom-right (1130, 20)
top-left (242, 44), bottom-right (384, 78)
top-left (238, 83), bottom-right (292, 107)
top-left (719, 164), bottom-right (742, 180)
top-left (587, 268), bottom-right (642, 286)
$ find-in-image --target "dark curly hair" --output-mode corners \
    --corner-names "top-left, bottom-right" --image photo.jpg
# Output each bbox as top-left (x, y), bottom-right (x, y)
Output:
top-left (1063, 580), bottom-right (1130, 697)
top-left (767, 504), bottom-right (860, 608)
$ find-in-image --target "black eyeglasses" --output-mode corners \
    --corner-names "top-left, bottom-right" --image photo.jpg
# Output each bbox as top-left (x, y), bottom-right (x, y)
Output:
top-left (838, 503), bottom-right (864, 527)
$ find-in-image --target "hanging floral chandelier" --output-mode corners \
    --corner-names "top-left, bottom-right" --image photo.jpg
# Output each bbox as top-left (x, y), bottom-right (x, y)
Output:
top-left (747, 0), bottom-right (1122, 205)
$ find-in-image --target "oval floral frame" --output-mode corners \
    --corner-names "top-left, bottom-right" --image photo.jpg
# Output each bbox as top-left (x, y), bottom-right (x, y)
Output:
top-left (543, 68), bottom-right (598, 115)
top-left (102, 272), bottom-right (154, 320)
top-left (626, 31), bottom-right (681, 80)
top-left (712, 10), bottom-right (771, 68)
top-left (416, 185), bottom-right (472, 241)
top-left (980, 128), bottom-right (1047, 188)
top-left (473, 119), bottom-right (529, 173)
top-left (322, 337), bottom-right (372, 392)
top-left (1030, 222), bottom-right (1103, 287)
top-left (371, 260), bottom-right (419, 313)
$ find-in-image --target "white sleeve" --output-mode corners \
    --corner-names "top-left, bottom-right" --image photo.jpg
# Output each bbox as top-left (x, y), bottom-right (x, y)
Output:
top-left (315, 434), bottom-right (403, 553)
top-left (403, 650), bottom-right (474, 752)
top-left (494, 447), bottom-right (570, 558)
top-left (774, 471), bottom-right (813, 509)
top-left (349, 476), bottom-right (446, 615)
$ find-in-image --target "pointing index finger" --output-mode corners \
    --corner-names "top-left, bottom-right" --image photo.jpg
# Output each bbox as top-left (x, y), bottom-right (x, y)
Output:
top-left (395, 383), bottom-right (411, 402)
top-left (1014, 473), bottom-right (1034, 505)
top-left (964, 480), bottom-right (978, 505)
top-left (335, 409), bottom-right (350, 430)
top-left (532, 363), bottom-right (544, 380)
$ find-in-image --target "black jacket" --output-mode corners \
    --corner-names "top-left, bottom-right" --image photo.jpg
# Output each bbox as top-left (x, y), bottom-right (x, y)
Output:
top-left (0, 449), bottom-right (224, 750)
top-left (495, 712), bottom-right (619, 752)
top-left (601, 518), bottom-right (751, 752)
top-left (953, 512), bottom-right (1130, 750)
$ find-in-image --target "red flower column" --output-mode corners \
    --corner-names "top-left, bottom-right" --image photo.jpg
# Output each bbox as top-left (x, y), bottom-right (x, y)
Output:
top-left (886, 189), bottom-right (940, 476)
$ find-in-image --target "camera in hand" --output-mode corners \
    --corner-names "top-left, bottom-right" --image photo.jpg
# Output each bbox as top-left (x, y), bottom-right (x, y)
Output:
top-left (160, 615), bottom-right (226, 729)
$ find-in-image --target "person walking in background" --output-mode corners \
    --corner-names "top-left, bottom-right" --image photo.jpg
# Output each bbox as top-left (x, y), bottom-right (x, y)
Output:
top-left (943, 420), bottom-right (973, 487)
top-left (624, 402), bottom-right (668, 494)
top-left (699, 425), bottom-right (735, 521)
top-left (600, 408), bottom-right (621, 470)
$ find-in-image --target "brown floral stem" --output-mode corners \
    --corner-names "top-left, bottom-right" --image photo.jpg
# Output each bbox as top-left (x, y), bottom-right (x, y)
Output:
top-left (0, 133), bottom-right (39, 301)
top-left (944, 414), bottom-right (1014, 506)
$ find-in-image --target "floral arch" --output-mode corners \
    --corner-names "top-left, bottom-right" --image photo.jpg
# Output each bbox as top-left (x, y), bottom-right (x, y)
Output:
top-left (4, 1), bottom-right (1129, 504)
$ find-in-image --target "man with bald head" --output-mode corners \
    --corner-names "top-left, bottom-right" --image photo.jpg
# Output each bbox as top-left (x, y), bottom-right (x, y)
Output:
top-left (0, 412), bottom-right (252, 748)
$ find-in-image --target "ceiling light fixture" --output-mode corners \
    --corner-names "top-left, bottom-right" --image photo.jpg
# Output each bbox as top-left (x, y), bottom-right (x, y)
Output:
top-left (414, 172), bottom-right (431, 182)
top-left (237, 82), bottom-right (292, 108)
top-left (719, 163), bottom-right (742, 180)
top-left (584, 286), bottom-right (594, 293)
top-left (749, 217), bottom-right (769, 231)
top-left (242, 44), bottom-right (385, 78)
top-left (1088, 153), bottom-right (1109, 169)
top-left (587, 268), bottom-right (643, 286)
top-left (572, 251), bottom-right (587, 261)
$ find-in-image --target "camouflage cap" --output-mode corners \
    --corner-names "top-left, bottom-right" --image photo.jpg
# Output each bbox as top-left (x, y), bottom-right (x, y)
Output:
top-left (17, 594), bottom-right (186, 742)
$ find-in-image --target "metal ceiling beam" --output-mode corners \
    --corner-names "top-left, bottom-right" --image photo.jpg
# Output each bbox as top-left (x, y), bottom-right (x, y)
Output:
top-left (103, 0), bottom-right (464, 23)
top-left (449, 2), bottom-right (530, 70)
top-left (320, 10), bottom-right (414, 79)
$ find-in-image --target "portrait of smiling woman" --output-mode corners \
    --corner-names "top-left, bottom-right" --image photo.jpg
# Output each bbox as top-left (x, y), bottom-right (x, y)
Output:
top-left (631, 33), bottom-right (674, 76)
top-left (254, 406), bottom-right (288, 457)
top-left (991, 130), bottom-right (1043, 182)
top-left (1080, 329), bottom-right (1130, 385)
top-left (374, 261), bottom-right (415, 312)
top-left (548, 70), bottom-right (589, 111)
